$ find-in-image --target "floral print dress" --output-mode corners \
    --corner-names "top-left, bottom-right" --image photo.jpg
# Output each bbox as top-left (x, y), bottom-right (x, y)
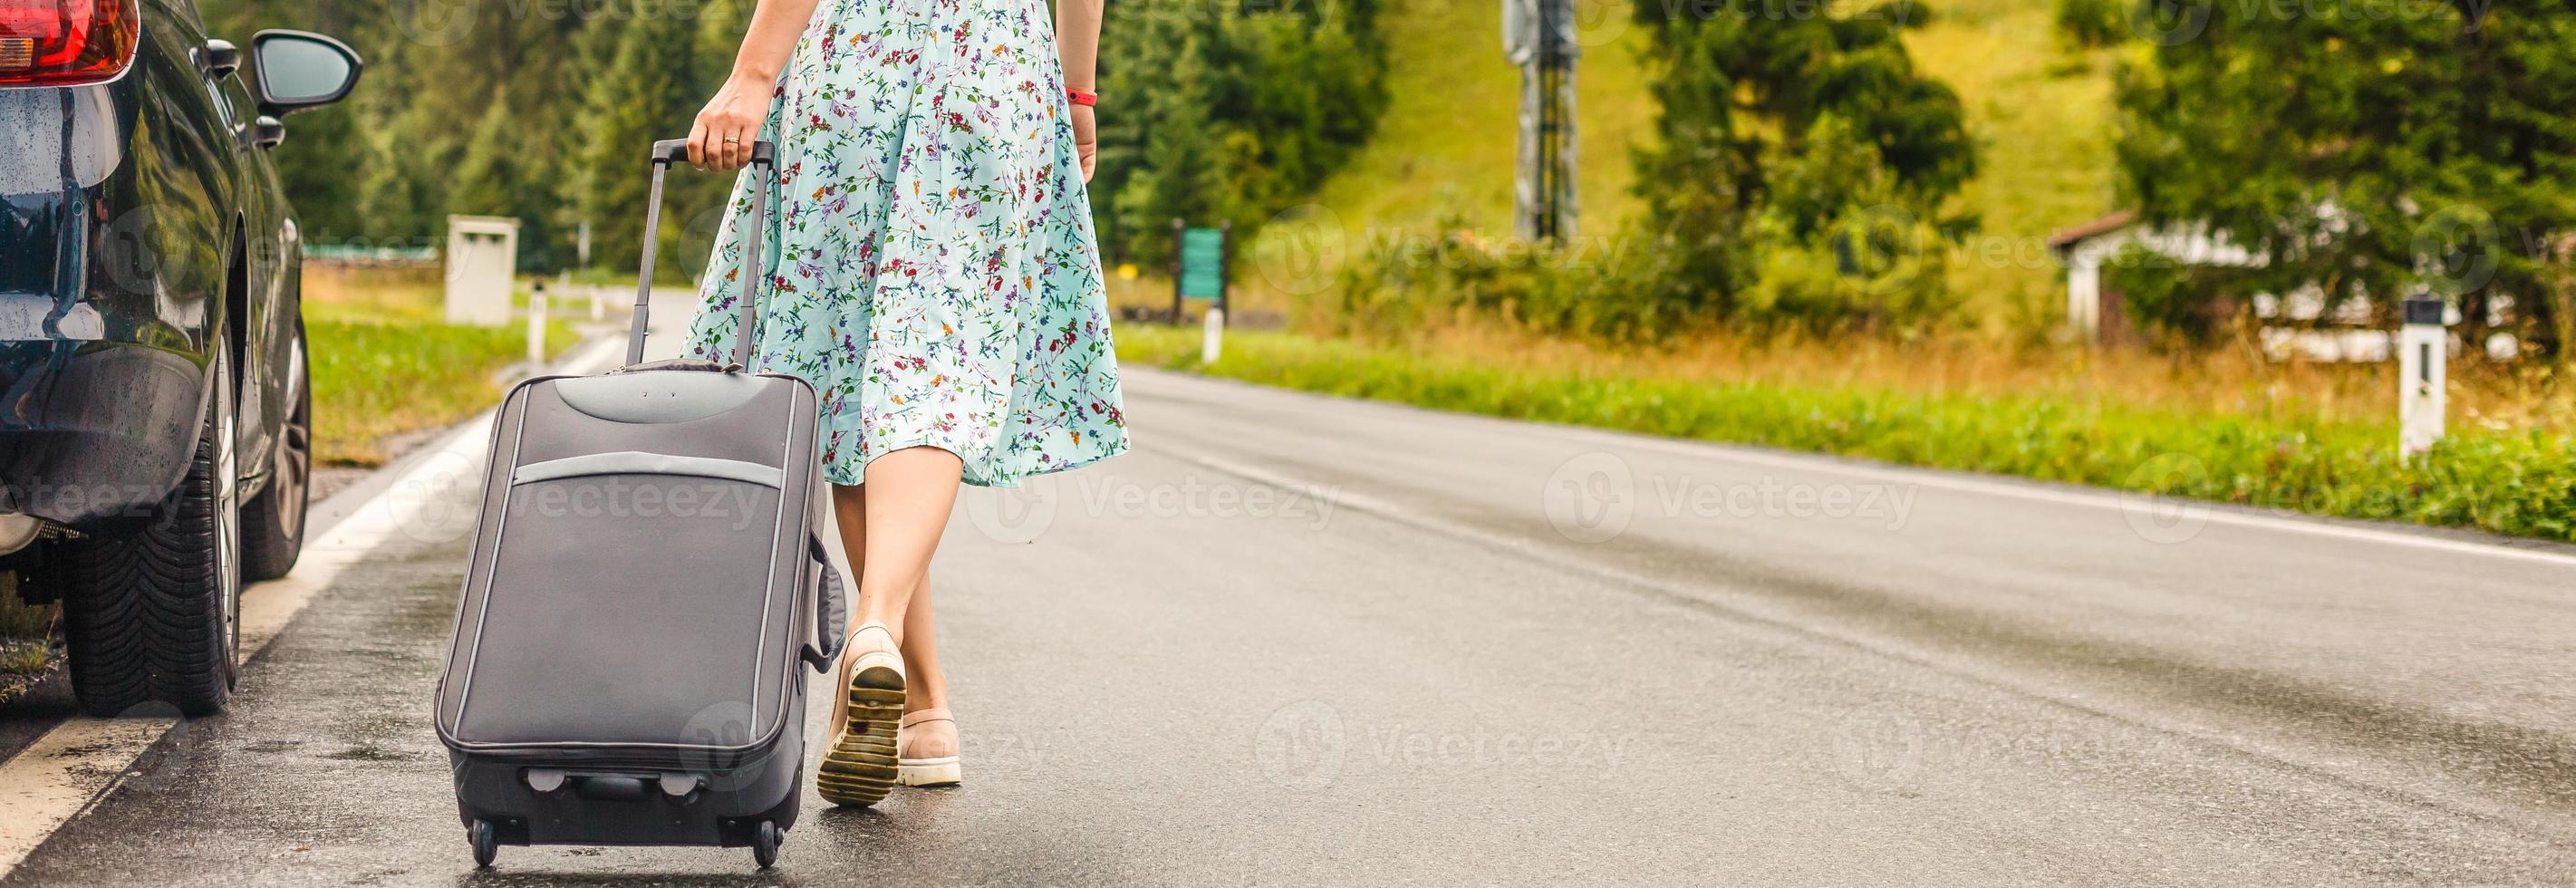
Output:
top-left (686, 0), bottom-right (1126, 487)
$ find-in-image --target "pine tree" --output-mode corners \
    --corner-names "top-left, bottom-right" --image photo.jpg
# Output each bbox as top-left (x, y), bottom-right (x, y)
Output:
top-left (2115, 5), bottom-right (2576, 353)
top-left (569, 11), bottom-right (699, 276)
top-left (450, 92), bottom-right (521, 218)
top-left (1623, 0), bottom-right (1974, 330)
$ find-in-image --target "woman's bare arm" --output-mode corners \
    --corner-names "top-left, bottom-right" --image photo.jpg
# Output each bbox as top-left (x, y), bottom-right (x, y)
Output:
top-left (690, 0), bottom-right (825, 171)
top-left (1056, 0), bottom-right (1104, 181)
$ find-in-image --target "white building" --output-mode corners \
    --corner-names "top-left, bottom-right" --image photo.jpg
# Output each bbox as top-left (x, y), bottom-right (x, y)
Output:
top-left (2046, 211), bottom-right (2508, 361)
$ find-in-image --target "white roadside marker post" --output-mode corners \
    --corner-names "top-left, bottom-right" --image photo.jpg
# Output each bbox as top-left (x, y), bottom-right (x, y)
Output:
top-left (2398, 294), bottom-right (2446, 458)
top-left (1202, 304), bottom-right (1224, 363)
top-left (564, 269), bottom-right (600, 321)
top-left (527, 281), bottom-right (548, 369)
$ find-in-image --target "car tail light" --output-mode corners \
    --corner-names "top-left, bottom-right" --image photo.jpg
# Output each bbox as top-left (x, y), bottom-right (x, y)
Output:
top-left (0, 0), bottom-right (140, 87)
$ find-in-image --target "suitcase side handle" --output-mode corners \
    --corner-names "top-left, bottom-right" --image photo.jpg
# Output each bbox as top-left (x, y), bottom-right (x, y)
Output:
top-left (629, 138), bottom-right (776, 371)
top-left (801, 533), bottom-right (846, 673)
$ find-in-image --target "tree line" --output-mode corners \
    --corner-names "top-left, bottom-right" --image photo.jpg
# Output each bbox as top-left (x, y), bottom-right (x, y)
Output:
top-left (1332, 0), bottom-right (2576, 355)
top-left (203, 0), bottom-right (1386, 279)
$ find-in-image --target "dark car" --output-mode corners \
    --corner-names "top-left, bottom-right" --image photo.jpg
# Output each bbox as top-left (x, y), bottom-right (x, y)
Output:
top-left (0, 0), bottom-right (360, 716)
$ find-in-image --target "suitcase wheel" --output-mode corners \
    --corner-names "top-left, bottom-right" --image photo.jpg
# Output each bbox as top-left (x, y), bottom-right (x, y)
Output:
top-left (751, 820), bottom-right (783, 869)
top-left (469, 818), bottom-right (499, 868)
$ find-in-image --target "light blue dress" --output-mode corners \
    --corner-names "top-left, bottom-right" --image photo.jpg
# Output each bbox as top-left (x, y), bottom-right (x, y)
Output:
top-left (687, 0), bottom-right (1127, 487)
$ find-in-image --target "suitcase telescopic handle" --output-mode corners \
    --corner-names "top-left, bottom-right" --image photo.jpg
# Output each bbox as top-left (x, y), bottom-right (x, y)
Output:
top-left (628, 139), bottom-right (777, 370)
top-left (649, 138), bottom-right (776, 166)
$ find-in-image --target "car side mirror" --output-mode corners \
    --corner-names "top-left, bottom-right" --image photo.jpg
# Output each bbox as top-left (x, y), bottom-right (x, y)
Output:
top-left (249, 30), bottom-right (362, 116)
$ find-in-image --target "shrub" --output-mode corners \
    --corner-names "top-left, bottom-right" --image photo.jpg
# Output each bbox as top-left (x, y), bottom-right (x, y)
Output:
top-left (2056, 0), bottom-right (2128, 47)
top-left (2104, 242), bottom-right (2240, 346)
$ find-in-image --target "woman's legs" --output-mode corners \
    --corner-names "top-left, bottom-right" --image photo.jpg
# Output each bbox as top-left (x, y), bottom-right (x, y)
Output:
top-left (900, 576), bottom-right (950, 714)
top-left (819, 446), bottom-right (965, 805)
top-left (827, 446), bottom-right (963, 710)
top-left (825, 457), bottom-right (955, 716)
top-left (836, 446), bottom-right (965, 640)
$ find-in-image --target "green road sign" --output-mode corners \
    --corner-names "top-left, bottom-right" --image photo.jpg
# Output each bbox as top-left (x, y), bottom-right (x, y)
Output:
top-left (1179, 227), bottom-right (1225, 300)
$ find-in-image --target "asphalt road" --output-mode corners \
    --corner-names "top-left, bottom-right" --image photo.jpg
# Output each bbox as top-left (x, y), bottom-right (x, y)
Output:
top-left (4, 322), bottom-right (2575, 883)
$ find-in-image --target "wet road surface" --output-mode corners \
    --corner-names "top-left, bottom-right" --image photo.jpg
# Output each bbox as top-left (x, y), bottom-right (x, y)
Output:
top-left (5, 336), bottom-right (2575, 884)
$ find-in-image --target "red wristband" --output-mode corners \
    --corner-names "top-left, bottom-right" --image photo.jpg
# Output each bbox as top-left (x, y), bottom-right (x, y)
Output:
top-left (1066, 88), bottom-right (1096, 107)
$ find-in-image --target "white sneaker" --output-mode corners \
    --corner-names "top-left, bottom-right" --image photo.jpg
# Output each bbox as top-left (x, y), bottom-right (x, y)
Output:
top-left (896, 708), bottom-right (961, 787)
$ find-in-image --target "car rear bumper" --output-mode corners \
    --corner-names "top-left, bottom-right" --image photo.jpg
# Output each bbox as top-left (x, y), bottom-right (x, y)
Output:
top-left (0, 82), bottom-right (215, 530)
top-left (0, 341), bottom-right (204, 527)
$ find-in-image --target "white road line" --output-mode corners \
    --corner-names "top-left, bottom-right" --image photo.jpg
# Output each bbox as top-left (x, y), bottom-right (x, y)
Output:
top-left (1137, 368), bottom-right (2576, 569)
top-left (0, 333), bottom-right (623, 876)
top-left (1590, 426), bottom-right (2576, 568)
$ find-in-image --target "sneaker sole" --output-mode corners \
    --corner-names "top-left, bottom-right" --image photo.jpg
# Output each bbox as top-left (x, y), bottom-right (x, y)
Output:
top-left (898, 756), bottom-right (962, 787)
top-left (815, 663), bottom-right (904, 806)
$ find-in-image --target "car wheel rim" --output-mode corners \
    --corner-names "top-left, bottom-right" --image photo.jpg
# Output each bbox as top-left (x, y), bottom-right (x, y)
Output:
top-left (276, 333), bottom-right (311, 543)
top-left (216, 358), bottom-right (242, 668)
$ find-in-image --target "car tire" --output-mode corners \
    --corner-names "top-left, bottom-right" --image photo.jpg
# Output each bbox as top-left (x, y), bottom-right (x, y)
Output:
top-left (58, 343), bottom-right (243, 718)
top-left (242, 320), bottom-right (311, 581)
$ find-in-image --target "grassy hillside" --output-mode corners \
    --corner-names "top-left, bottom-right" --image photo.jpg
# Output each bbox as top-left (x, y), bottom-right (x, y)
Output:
top-left (1230, 0), bottom-right (1658, 317)
top-left (1236, 0), bottom-right (2124, 327)
top-left (1901, 0), bottom-right (2126, 326)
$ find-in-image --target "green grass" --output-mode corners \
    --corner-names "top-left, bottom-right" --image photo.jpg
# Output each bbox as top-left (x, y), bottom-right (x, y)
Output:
top-left (1122, 325), bottom-right (2576, 541)
top-left (0, 574), bottom-right (58, 703)
top-left (311, 318), bottom-right (578, 466)
top-left (306, 265), bottom-right (584, 465)
top-left (1233, 0), bottom-right (1659, 315)
top-left (1298, 0), bottom-right (1653, 237)
top-left (1903, 0), bottom-right (2126, 325)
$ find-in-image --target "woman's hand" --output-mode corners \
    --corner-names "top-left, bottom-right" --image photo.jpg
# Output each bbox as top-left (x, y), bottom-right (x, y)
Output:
top-left (1071, 103), bottom-right (1095, 183)
top-left (690, 76), bottom-right (768, 171)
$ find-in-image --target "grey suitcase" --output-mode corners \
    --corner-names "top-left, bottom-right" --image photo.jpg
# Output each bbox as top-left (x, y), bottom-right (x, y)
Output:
top-left (432, 139), bottom-right (844, 870)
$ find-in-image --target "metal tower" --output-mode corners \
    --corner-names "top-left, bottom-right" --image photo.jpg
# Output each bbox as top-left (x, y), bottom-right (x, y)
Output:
top-left (1505, 0), bottom-right (1578, 245)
